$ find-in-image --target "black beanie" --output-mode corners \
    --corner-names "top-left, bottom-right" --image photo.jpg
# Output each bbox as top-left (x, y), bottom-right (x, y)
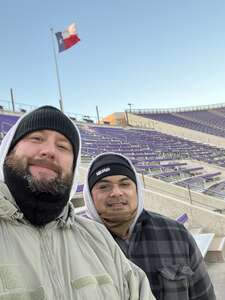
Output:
top-left (88, 154), bottom-right (136, 191)
top-left (8, 106), bottom-right (80, 167)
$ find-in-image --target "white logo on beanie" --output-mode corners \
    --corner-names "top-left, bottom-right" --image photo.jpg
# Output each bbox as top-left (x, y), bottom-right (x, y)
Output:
top-left (96, 167), bottom-right (110, 177)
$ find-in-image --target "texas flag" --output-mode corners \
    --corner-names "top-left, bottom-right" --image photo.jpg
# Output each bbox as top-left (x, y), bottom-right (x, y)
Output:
top-left (55, 23), bottom-right (80, 53)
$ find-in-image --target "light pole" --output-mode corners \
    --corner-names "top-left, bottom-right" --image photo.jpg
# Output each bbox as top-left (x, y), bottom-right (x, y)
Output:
top-left (126, 103), bottom-right (133, 126)
top-left (128, 103), bottom-right (133, 113)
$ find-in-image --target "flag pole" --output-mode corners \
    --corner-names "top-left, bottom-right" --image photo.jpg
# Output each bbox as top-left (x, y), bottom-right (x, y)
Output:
top-left (50, 28), bottom-right (64, 112)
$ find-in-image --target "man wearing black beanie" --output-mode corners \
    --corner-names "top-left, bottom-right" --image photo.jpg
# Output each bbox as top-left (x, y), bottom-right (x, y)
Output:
top-left (87, 153), bottom-right (139, 239)
top-left (0, 106), bottom-right (155, 300)
top-left (83, 152), bottom-right (216, 300)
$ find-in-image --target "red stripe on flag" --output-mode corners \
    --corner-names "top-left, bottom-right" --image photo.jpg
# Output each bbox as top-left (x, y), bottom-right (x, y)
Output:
top-left (64, 34), bottom-right (80, 50)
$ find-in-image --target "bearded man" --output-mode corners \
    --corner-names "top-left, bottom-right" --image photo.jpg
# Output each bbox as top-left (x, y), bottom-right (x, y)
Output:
top-left (0, 106), bottom-right (155, 300)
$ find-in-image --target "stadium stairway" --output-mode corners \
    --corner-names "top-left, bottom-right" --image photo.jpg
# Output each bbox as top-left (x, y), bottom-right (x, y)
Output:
top-left (177, 214), bottom-right (225, 262)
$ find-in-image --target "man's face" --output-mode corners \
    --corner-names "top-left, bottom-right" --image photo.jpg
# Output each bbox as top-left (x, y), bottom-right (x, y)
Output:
top-left (91, 175), bottom-right (138, 216)
top-left (5, 130), bottom-right (74, 192)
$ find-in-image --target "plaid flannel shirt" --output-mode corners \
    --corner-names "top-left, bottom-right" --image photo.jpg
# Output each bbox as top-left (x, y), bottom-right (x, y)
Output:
top-left (114, 209), bottom-right (216, 300)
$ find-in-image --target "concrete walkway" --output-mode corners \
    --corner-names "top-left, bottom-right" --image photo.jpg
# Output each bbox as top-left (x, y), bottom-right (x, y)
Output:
top-left (207, 262), bottom-right (225, 300)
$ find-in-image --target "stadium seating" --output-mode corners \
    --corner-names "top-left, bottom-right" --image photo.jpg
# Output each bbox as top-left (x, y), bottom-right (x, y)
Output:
top-left (78, 124), bottom-right (225, 194)
top-left (1, 111), bottom-right (225, 199)
top-left (0, 114), bottom-right (19, 134)
top-left (134, 107), bottom-right (225, 138)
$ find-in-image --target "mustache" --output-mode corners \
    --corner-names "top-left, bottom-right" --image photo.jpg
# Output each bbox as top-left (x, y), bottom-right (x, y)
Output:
top-left (28, 158), bottom-right (62, 175)
top-left (105, 198), bottom-right (128, 207)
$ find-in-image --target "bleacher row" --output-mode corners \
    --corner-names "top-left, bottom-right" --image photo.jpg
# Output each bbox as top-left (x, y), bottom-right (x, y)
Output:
top-left (135, 106), bottom-right (225, 138)
top-left (78, 124), bottom-right (225, 198)
top-left (1, 113), bottom-right (225, 199)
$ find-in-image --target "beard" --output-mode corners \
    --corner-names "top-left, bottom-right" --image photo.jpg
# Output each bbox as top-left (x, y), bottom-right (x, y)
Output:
top-left (4, 153), bottom-right (73, 196)
top-left (3, 152), bottom-right (74, 226)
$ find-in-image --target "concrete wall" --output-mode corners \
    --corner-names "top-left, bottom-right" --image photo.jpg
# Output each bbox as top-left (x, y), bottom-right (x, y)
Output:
top-left (140, 175), bottom-right (225, 211)
top-left (143, 188), bottom-right (225, 236)
top-left (78, 165), bottom-right (89, 184)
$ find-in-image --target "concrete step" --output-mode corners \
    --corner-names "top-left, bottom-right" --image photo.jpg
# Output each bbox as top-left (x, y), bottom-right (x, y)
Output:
top-left (205, 236), bottom-right (225, 263)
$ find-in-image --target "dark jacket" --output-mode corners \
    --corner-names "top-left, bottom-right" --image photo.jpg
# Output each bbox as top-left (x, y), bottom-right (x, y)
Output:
top-left (114, 209), bottom-right (216, 300)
